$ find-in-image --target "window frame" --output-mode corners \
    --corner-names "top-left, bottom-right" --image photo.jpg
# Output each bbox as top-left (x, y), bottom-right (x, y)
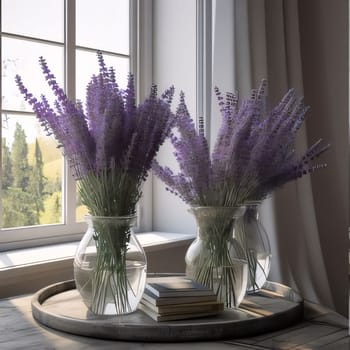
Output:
top-left (0, 0), bottom-right (151, 251)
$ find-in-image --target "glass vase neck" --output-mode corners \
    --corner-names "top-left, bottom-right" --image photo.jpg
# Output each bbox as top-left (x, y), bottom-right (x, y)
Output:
top-left (244, 201), bottom-right (263, 221)
top-left (85, 215), bottom-right (137, 227)
top-left (189, 206), bottom-right (246, 241)
top-left (189, 206), bottom-right (246, 218)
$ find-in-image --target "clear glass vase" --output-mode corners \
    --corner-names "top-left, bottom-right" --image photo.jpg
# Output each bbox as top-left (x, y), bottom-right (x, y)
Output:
top-left (73, 215), bottom-right (147, 315)
top-left (185, 206), bottom-right (248, 309)
top-left (235, 201), bottom-right (271, 293)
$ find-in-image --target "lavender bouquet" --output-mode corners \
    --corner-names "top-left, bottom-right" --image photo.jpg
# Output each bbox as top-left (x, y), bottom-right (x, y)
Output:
top-left (153, 81), bottom-right (329, 206)
top-left (16, 52), bottom-right (175, 314)
top-left (212, 81), bottom-right (329, 292)
top-left (153, 81), bottom-right (329, 305)
top-left (152, 92), bottom-right (257, 307)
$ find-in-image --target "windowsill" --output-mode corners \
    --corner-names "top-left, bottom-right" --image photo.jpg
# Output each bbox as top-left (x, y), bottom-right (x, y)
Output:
top-left (0, 232), bottom-right (196, 270)
top-left (0, 232), bottom-right (195, 299)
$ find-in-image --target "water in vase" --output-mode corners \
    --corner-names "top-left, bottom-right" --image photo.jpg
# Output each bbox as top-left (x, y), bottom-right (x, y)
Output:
top-left (74, 259), bottom-right (147, 315)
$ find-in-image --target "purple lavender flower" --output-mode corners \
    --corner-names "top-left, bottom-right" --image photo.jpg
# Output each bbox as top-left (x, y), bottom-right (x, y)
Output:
top-left (16, 51), bottom-right (175, 216)
top-left (245, 83), bottom-right (329, 200)
top-left (153, 80), bottom-right (329, 206)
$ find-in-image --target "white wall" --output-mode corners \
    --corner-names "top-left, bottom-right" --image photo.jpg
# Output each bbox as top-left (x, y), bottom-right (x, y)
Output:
top-left (152, 0), bottom-right (197, 235)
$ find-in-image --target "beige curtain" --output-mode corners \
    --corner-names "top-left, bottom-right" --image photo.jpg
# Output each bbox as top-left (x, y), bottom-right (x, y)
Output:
top-left (212, 0), bottom-right (348, 316)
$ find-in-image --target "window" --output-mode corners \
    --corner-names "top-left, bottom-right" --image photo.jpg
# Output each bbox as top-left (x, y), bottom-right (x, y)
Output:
top-left (0, 0), bottom-right (135, 250)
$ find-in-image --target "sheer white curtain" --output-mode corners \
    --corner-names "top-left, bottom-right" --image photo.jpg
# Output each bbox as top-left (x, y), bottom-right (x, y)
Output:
top-left (211, 0), bottom-right (348, 315)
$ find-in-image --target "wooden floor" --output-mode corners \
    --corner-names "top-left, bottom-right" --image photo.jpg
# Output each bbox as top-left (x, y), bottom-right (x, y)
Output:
top-left (0, 293), bottom-right (348, 349)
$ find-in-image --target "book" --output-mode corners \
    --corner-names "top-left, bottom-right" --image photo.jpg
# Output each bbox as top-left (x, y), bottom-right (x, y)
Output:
top-left (140, 298), bottom-right (224, 315)
top-left (138, 302), bottom-right (224, 322)
top-left (142, 288), bottom-right (218, 306)
top-left (145, 276), bottom-right (214, 298)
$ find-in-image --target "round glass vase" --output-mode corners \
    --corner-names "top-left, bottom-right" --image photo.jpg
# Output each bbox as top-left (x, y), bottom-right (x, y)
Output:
top-left (235, 201), bottom-right (271, 293)
top-left (73, 215), bottom-right (147, 316)
top-left (185, 206), bottom-right (248, 309)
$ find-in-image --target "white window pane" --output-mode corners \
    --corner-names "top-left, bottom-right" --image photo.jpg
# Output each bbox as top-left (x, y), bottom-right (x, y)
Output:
top-left (2, 37), bottom-right (64, 112)
top-left (1, 0), bottom-right (64, 42)
top-left (76, 0), bottom-right (129, 54)
top-left (76, 49), bottom-right (129, 105)
top-left (2, 114), bottom-right (63, 228)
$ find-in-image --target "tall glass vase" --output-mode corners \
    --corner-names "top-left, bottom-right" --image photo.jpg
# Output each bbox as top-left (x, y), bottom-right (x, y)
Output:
top-left (185, 206), bottom-right (248, 309)
top-left (236, 201), bottom-right (271, 293)
top-left (73, 215), bottom-right (147, 315)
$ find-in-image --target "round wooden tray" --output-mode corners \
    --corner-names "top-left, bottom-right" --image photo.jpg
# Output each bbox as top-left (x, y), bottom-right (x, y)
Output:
top-left (31, 278), bottom-right (303, 342)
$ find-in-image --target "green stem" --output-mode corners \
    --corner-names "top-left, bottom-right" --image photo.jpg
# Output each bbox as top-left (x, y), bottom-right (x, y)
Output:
top-left (89, 223), bottom-right (132, 315)
top-left (193, 238), bottom-right (238, 308)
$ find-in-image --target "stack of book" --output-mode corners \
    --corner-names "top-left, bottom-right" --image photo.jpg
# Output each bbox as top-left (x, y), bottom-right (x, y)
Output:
top-left (139, 275), bottom-right (224, 322)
